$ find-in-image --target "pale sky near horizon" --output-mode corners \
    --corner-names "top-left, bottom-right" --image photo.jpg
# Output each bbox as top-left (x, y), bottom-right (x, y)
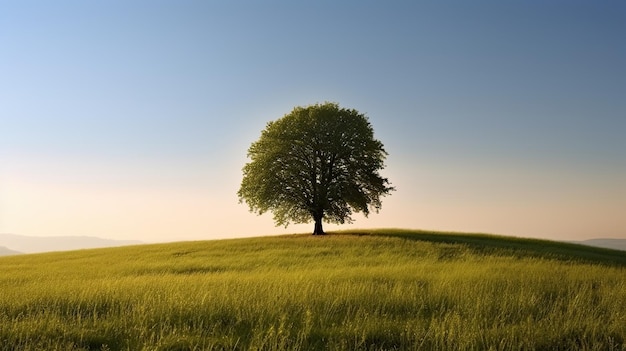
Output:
top-left (1, 1), bottom-right (625, 243)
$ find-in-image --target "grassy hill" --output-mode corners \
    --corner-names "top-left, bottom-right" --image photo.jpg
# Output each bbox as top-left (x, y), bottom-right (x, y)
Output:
top-left (0, 229), bottom-right (624, 350)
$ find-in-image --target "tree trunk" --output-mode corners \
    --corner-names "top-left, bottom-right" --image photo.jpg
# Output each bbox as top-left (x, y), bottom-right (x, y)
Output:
top-left (313, 215), bottom-right (325, 235)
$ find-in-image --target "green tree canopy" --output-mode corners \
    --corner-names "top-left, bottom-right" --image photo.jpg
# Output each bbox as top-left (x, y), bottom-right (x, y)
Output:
top-left (238, 102), bottom-right (394, 234)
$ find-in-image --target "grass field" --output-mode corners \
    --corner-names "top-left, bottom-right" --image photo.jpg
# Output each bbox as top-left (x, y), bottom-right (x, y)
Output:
top-left (0, 229), bottom-right (625, 350)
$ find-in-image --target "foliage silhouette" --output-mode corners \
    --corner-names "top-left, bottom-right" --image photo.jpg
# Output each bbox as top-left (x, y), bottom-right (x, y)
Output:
top-left (238, 102), bottom-right (394, 234)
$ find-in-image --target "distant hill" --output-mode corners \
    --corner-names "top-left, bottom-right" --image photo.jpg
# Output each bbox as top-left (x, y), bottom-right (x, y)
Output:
top-left (0, 233), bottom-right (142, 254)
top-left (0, 246), bottom-right (22, 256)
top-left (574, 238), bottom-right (626, 252)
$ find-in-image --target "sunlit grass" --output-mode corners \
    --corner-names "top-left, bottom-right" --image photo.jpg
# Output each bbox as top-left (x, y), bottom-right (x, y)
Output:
top-left (0, 230), bottom-right (624, 350)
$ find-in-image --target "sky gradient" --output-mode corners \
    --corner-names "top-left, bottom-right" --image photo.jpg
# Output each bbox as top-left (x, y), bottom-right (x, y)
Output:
top-left (2, 1), bottom-right (625, 242)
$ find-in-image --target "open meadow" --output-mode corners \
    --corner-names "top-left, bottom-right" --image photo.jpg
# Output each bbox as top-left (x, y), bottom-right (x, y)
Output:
top-left (0, 229), bottom-right (625, 350)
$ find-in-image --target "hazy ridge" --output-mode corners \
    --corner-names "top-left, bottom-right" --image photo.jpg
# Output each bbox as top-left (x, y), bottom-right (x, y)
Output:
top-left (0, 246), bottom-right (22, 256)
top-left (0, 233), bottom-right (142, 254)
top-left (571, 238), bottom-right (626, 252)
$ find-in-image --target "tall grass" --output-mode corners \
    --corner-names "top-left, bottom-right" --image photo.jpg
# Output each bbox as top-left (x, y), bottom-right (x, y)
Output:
top-left (0, 230), bottom-right (624, 350)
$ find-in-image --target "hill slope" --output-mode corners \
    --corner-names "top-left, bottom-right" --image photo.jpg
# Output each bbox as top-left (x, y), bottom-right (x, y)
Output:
top-left (0, 229), bottom-right (624, 350)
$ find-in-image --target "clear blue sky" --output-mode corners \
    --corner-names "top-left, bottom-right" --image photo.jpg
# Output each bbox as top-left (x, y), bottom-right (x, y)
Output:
top-left (1, 1), bottom-right (624, 242)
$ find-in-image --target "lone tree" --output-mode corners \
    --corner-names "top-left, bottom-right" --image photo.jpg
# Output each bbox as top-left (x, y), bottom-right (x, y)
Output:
top-left (238, 102), bottom-right (394, 235)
